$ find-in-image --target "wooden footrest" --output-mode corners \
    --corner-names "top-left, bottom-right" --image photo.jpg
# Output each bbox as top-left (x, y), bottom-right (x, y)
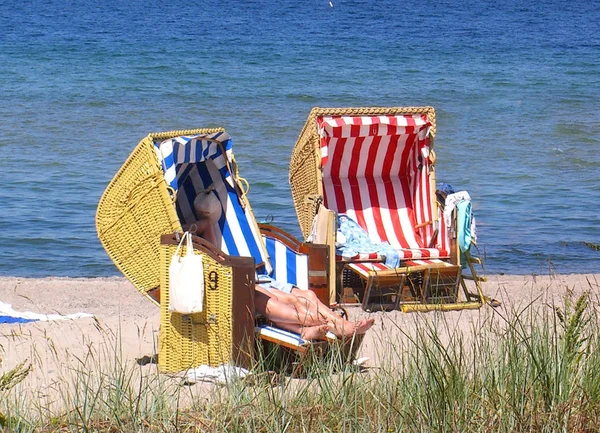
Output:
top-left (346, 262), bottom-right (406, 311)
top-left (256, 324), bottom-right (336, 354)
top-left (346, 260), bottom-right (461, 311)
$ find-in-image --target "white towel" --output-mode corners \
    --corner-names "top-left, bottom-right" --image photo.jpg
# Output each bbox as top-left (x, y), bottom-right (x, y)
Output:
top-left (444, 191), bottom-right (477, 244)
top-left (185, 363), bottom-right (251, 384)
top-left (0, 301), bottom-right (93, 322)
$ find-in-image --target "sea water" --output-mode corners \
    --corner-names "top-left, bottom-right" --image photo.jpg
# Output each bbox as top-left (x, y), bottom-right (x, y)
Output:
top-left (1, 0), bottom-right (598, 277)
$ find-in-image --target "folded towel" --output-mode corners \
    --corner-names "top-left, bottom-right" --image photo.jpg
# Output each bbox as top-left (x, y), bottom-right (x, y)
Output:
top-left (444, 191), bottom-right (477, 251)
top-left (336, 214), bottom-right (400, 267)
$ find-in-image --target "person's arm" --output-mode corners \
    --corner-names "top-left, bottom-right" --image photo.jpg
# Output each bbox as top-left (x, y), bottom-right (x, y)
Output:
top-left (182, 219), bottom-right (218, 246)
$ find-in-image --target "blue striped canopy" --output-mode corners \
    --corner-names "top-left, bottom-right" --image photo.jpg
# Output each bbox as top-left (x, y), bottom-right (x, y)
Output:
top-left (155, 131), bottom-right (312, 291)
top-left (155, 132), bottom-right (272, 275)
top-left (155, 131), bottom-right (233, 192)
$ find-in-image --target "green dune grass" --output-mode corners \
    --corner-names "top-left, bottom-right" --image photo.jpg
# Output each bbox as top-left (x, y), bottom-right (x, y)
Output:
top-left (2, 279), bottom-right (599, 432)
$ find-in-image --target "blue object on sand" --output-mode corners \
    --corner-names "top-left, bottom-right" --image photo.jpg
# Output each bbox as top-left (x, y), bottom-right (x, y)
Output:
top-left (0, 301), bottom-right (93, 325)
top-left (0, 315), bottom-right (37, 324)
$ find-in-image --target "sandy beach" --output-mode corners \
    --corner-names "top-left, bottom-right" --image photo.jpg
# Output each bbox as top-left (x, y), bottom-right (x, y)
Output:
top-left (1, 274), bottom-right (599, 408)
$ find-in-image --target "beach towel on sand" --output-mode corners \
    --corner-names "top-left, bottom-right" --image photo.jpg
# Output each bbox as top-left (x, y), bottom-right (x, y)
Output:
top-left (0, 301), bottom-right (93, 324)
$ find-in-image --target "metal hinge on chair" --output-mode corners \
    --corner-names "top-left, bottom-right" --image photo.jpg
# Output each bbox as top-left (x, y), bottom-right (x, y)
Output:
top-left (304, 194), bottom-right (323, 207)
top-left (184, 313), bottom-right (217, 325)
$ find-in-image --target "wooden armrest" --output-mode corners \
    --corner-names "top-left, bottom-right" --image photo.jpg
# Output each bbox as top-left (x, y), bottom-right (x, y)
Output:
top-left (258, 223), bottom-right (303, 251)
top-left (258, 223), bottom-right (331, 307)
top-left (258, 222), bottom-right (332, 253)
top-left (414, 220), bottom-right (433, 229)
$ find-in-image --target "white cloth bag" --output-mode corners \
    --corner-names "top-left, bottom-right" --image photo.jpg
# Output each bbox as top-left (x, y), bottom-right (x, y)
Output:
top-left (168, 231), bottom-right (205, 314)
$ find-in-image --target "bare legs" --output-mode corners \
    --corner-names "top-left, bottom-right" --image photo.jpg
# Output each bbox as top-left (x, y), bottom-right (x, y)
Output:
top-left (289, 287), bottom-right (375, 338)
top-left (254, 286), bottom-right (328, 341)
top-left (254, 285), bottom-right (375, 341)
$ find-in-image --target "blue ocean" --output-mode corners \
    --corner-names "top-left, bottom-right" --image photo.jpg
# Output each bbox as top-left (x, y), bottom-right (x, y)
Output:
top-left (1, 0), bottom-right (598, 277)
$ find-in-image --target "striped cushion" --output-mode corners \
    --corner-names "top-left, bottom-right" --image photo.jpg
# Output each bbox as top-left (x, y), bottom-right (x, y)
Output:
top-left (348, 259), bottom-right (453, 279)
top-left (317, 114), bottom-right (449, 259)
top-left (336, 252), bottom-right (381, 262)
top-left (347, 262), bottom-right (392, 278)
top-left (256, 324), bottom-right (308, 347)
top-left (337, 247), bottom-right (447, 262)
top-left (404, 259), bottom-right (454, 267)
top-left (256, 325), bottom-right (337, 348)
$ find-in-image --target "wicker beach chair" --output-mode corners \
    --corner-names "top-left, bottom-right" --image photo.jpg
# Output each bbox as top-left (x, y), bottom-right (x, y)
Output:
top-left (96, 129), bottom-right (359, 373)
top-left (289, 107), bottom-right (487, 312)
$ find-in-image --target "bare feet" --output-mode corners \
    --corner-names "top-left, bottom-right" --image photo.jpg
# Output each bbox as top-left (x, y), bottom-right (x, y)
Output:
top-left (354, 318), bottom-right (375, 334)
top-left (300, 324), bottom-right (329, 341)
top-left (328, 317), bottom-right (375, 338)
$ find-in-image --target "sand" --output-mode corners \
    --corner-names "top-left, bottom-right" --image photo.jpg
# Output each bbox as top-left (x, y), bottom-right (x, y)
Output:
top-left (1, 274), bottom-right (599, 408)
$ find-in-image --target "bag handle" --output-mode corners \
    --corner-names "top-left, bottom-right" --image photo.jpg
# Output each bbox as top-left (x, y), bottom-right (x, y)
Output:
top-left (186, 230), bottom-right (194, 257)
top-left (173, 231), bottom-right (190, 259)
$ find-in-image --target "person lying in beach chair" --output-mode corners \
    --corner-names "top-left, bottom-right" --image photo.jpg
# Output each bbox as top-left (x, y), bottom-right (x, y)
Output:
top-left (254, 284), bottom-right (374, 340)
top-left (186, 194), bottom-right (374, 341)
top-left (97, 129), bottom-right (371, 373)
top-left (289, 106), bottom-right (487, 312)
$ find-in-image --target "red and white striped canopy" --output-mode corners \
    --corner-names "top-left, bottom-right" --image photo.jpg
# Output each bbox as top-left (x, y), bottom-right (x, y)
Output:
top-left (317, 114), bottom-right (449, 260)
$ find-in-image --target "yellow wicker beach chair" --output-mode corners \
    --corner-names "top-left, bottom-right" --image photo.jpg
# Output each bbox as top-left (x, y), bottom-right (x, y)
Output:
top-left (96, 129), bottom-right (219, 305)
top-left (96, 129), bottom-right (361, 373)
top-left (289, 107), bottom-right (488, 312)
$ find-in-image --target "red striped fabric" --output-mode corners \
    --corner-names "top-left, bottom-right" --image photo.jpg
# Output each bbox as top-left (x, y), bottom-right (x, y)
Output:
top-left (349, 259), bottom-right (452, 279)
top-left (336, 252), bottom-right (380, 262)
top-left (347, 262), bottom-right (393, 278)
top-left (405, 259), bottom-right (451, 267)
top-left (318, 114), bottom-right (449, 260)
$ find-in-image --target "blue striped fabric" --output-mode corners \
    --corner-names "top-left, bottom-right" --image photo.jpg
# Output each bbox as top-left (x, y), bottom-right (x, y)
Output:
top-left (255, 324), bottom-right (306, 346)
top-left (155, 131), bottom-right (233, 191)
top-left (262, 235), bottom-right (309, 290)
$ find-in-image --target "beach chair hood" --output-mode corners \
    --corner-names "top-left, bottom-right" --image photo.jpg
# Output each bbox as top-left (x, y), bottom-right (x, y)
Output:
top-left (290, 107), bottom-right (444, 258)
top-left (96, 128), bottom-right (270, 304)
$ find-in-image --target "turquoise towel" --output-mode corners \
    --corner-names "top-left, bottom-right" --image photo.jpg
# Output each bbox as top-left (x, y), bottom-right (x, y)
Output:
top-left (456, 200), bottom-right (473, 267)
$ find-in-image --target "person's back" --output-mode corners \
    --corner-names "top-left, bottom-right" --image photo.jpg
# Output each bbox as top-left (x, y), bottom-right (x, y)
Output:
top-left (182, 188), bottom-right (221, 246)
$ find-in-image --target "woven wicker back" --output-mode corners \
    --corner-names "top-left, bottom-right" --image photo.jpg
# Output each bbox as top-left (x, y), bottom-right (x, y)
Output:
top-left (289, 106), bottom-right (436, 240)
top-left (96, 129), bottom-right (225, 304)
top-left (158, 234), bottom-right (255, 371)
